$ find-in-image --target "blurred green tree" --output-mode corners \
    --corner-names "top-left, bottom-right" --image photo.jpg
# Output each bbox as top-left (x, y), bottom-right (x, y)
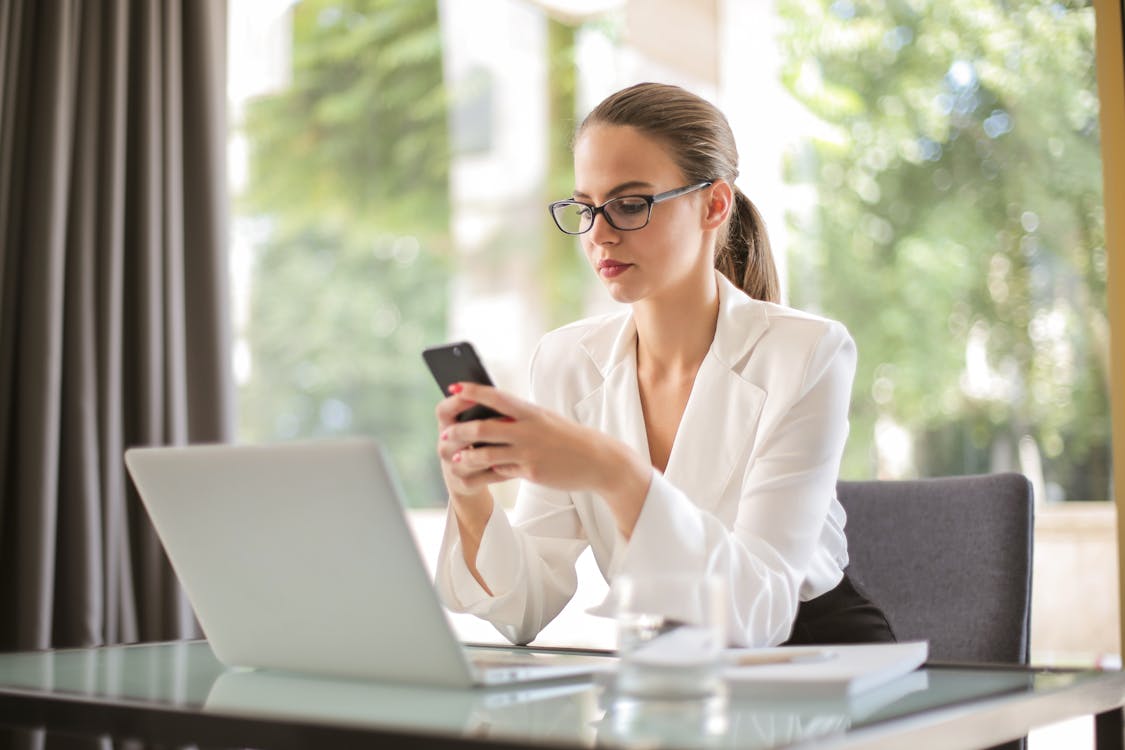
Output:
top-left (544, 18), bottom-right (586, 328)
top-left (237, 0), bottom-right (451, 506)
top-left (778, 0), bottom-right (1108, 499)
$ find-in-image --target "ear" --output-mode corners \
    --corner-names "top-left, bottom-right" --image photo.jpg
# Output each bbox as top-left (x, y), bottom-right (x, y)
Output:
top-left (702, 181), bottom-right (734, 230)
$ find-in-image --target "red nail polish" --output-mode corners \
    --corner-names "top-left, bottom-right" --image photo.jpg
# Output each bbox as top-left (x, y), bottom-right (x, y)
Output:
top-left (500, 417), bottom-right (516, 423)
top-left (449, 383), bottom-right (463, 395)
top-left (452, 452), bottom-right (461, 463)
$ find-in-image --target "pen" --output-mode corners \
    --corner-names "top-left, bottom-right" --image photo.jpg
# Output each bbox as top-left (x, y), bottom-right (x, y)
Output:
top-left (733, 649), bottom-right (836, 667)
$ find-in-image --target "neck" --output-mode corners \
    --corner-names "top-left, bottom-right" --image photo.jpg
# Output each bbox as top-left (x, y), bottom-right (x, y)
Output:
top-left (632, 271), bottom-right (720, 378)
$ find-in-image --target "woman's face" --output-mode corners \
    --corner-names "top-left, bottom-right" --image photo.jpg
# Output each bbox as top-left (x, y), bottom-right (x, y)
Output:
top-left (572, 125), bottom-right (715, 305)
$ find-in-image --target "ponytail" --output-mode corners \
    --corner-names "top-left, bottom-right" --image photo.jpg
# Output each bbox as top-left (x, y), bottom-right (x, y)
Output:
top-left (715, 188), bottom-right (780, 303)
top-left (578, 83), bottom-right (780, 302)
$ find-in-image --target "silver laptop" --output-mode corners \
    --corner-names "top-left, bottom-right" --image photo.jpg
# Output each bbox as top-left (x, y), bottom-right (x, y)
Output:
top-left (124, 437), bottom-right (611, 688)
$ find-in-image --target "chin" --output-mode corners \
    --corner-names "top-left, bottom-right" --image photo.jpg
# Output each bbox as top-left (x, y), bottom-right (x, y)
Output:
top-left (602, 282), bottom-right (644, 305)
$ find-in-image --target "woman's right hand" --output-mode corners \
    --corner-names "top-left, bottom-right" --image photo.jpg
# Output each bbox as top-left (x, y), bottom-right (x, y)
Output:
top-left (435, 386), bottom-right (497, 592)
top-left (435, 386), bottom-right (505, 502)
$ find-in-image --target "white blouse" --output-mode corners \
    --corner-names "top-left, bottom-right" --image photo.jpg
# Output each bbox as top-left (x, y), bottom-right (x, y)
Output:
top-left (435, 271), bottom-right (854, 647)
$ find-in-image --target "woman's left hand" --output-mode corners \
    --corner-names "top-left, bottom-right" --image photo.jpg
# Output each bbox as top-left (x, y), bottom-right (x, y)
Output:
top-left (440, 382), bottom-right (652, 533)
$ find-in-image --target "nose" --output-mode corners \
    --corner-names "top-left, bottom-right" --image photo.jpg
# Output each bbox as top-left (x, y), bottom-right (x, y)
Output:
top-left (587, 211), bottom-right (619, 246)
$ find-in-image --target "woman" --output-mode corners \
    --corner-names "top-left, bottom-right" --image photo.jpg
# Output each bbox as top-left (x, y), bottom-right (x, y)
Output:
top-left (432, 82), bottom-right (894, 648)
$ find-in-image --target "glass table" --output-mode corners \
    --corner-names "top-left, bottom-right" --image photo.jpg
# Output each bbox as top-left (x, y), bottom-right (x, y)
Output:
top-left (0, 640), bottom-right (1121, 749)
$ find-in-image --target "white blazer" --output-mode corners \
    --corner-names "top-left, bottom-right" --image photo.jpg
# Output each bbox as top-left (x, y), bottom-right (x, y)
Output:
top-left (435, 271), bottom-right (855, 647)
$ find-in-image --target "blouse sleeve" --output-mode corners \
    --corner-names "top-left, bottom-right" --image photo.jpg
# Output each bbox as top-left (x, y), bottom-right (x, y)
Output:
top-left (433, 343), bottom-right (591, 646)
top-left (613, 321), bottom-right (856, 647)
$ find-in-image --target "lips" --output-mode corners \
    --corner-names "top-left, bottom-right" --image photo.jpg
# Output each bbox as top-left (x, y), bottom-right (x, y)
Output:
top-left (597, 259), bottom-right (633, 278)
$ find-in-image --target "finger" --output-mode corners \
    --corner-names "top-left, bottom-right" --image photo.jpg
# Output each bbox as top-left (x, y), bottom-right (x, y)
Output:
top-left (455, 444), bottom-right (516, 472)
top-left (440, 435), bottom-right (484, 466)
top-left (491, 463), bottom-right (524, 479)
top-left (447, 456), bottom-right (505, 487)
top-left (446, 450), bottom-right (484, 479)
top-left (451, 383), bottom-right (531, 420)
top-left (435, 394), bottom-right (479, 427)
top-left (437, 438), bottom-right (463, 463)
top-left (442, 417), bottom-right (517, 448)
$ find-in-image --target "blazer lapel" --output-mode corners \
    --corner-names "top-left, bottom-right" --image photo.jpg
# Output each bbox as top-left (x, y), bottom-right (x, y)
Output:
top-left (573, 314), bottom-right (650, 458)
top-left (663, 273), bottom-right (771, 510)
top-left (662, 354), bottom-right (766, 512)
top-left (572, 272), bottom-right (772, 512)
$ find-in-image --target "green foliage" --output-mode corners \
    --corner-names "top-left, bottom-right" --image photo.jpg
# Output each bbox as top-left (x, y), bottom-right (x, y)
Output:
top-left (544, 19), bottom-right (587, 328)
top-left (242, 0), bottom-right (449, 235)
top-left (779, 0), bottom-right (1109, 499)
top-left (238, 0), bottom-right (451, 506)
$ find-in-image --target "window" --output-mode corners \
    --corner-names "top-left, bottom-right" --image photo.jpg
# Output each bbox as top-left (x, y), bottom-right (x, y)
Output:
top-left (780, 1), bottom-right (1108, 505)
top-left (228, 0), bottom-right (1114, 662)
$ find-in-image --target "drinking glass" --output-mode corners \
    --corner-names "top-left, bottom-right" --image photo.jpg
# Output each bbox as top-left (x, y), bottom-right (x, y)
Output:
top-left (614, 573), bottom-right (726, 699)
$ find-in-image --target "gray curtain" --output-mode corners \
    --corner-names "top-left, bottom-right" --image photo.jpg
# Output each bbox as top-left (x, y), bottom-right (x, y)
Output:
top-left (0, 0), bottom-right (233, 651)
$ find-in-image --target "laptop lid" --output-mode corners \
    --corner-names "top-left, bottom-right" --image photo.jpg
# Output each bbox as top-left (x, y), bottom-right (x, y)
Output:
top-left (125, 438), bottom-right (597, 688)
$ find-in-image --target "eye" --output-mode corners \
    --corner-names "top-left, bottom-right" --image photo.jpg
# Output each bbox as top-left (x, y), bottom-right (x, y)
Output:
top-left (556, 202), bottom-right (591, 220)
top-left (612, 198), bottom-right (648, 215)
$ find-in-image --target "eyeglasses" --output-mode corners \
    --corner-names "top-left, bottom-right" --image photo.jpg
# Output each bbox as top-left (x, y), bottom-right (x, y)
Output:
top-left (548, 181), bottom-right (713, 235)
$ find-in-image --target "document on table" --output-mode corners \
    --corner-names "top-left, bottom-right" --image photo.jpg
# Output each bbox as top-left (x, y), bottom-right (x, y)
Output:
top-left (723, 640), bottom-right (929, 699)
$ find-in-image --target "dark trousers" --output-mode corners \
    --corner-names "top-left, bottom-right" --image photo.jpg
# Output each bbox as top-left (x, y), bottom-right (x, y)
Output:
top-left (782, 572), bottom-right (896, 645)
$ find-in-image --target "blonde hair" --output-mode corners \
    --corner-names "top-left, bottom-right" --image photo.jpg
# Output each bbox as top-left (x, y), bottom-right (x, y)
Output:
top-left (577, 83), bottom-right (780, 303)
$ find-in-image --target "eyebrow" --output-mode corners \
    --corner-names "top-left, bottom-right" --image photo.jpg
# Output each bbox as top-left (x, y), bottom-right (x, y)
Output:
top-left (572, 180), bottom-right (656, 201)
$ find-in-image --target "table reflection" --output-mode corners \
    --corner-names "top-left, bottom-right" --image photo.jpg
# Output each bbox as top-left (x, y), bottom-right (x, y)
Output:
top-left (593, 670), bottom-right (929, 749)
top-left (204, 667), bottom-right (598, 743)
top-left (0, 640), bottom-right (1062, 750)
top-left (199, 663), bottom-right (938, 749)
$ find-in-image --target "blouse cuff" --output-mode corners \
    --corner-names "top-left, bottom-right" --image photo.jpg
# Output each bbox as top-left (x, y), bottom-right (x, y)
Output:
top-left (443, 503), bottom-right (519, 609)
top-left (619, 471), bottom-right (707, 577)
top-left (473, 504), bottom-right (521, 596)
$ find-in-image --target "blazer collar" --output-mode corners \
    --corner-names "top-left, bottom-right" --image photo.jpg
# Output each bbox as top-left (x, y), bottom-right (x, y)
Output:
top-left (573, 271), bottom-right (771, 510)
top-left (577, 270), bottom-right (771, 376)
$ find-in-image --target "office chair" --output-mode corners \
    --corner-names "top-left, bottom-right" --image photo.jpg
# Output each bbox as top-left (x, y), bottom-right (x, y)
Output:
top-left (836, 473), bottom-right (1034, 664)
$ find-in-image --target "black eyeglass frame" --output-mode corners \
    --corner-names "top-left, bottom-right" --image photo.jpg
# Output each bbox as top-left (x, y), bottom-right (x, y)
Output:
top-left (547, 180), bottom-right (714, 235)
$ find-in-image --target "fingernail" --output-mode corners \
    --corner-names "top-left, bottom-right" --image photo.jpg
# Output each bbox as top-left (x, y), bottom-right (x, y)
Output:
top-left (452, 452), bottom-right (461, 463)
top-left (440, 429), bottom-right (449, 441)
top-left (449, 383), bottom-right (463, 395)
top-left (500, 417), bottom-right (516, 423)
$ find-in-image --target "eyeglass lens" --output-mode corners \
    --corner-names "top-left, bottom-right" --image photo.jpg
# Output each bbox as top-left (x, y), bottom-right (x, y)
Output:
top-left (552, 196), bottom-right (651, 234)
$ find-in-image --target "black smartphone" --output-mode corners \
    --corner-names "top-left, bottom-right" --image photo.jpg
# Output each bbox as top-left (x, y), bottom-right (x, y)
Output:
top-left (422, 341), bottom-right (505, 422)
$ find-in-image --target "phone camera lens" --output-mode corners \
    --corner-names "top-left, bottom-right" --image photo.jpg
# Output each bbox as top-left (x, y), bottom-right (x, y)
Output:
top-left (453, 346), bottom-right (462, 357)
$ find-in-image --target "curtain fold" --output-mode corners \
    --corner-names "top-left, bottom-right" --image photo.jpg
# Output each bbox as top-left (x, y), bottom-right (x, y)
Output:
top-left (0, 0), bottom-right (232, 651)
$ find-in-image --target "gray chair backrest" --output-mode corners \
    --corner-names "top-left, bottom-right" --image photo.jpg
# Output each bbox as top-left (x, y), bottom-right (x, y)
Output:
top-left (836, 473), bottom-right (1034, 664)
